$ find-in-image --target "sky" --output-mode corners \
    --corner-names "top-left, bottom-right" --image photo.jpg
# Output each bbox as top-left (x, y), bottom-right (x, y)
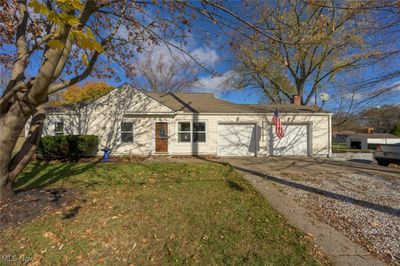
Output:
top-left (1, 1), bottom-right (399, 112)
top-left (99, 1), bottom-right (400, 112)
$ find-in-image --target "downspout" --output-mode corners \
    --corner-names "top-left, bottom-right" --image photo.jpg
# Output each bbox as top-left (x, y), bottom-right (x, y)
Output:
top-left (328, 114), bottom-right (332, 158)
top-left (255, 122), bottom-right (259, 157)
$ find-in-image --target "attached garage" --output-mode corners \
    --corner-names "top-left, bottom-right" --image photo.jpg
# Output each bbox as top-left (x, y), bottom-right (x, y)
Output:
top-left (217, 123), bottom-right (258, 156)
top-left (43, 85), bottom-right (331, 157)
top-left (270, 124), bottom-right (310, 156)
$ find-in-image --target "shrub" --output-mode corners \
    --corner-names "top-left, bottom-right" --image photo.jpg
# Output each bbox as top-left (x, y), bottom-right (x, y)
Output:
top-left (38, 135), bottom-right (99, 159)
top-left (390, 123), bottom-right (400, 137)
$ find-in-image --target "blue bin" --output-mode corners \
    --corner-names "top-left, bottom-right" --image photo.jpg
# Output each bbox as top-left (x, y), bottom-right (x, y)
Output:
top-left (102, 148), bottom-right (110, 162)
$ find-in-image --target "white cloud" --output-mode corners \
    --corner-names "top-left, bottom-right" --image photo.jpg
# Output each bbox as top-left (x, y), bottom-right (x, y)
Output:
top-left (136, 41), bottom-right (219, 70)
top-left (191, 47), bottom-right (219, 66)
top-left (119, 29), bottom-right (228, 93)
top-left (192, 71), bottom-right (239, 94)
top-left (344, 91), bottom-right (364, 101)
top-left (131, 37), bottom-right (224, 92)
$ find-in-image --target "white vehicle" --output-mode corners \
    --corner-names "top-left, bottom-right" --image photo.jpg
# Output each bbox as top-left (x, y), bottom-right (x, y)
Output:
top-left (373, 144), bottom-right (400, 166)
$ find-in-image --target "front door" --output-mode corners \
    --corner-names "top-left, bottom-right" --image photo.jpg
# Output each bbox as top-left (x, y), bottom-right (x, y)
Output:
top-left (155, 122), bottom-right (168, 153)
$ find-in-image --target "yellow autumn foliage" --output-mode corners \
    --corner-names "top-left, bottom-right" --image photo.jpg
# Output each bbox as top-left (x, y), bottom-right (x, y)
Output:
top-left (52, 81), bottom-right (114, 105)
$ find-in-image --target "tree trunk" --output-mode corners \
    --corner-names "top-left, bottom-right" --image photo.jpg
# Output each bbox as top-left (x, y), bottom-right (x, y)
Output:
top-left (0, 174), bottom-right (14, 202)
top-left (0, 110), bottom-right (29, 202)
top-left (296, 79), bottom-right (305, 105)
top-left (0, 96), bottom-right (45, 203)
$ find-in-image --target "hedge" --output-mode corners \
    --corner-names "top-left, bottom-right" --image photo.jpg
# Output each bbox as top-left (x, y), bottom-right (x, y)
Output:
top-left (38, 135), bottom-right (99, 159)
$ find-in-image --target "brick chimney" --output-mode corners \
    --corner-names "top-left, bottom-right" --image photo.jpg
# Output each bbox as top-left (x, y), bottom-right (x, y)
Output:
top-left (292, 95), bottom-right (301, 105)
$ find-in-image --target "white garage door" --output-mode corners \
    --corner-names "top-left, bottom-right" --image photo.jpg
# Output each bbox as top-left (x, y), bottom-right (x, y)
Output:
top-left (271, 124), bottom-right (309, 156)
top-left (218, 123), bottom-right (256, 156)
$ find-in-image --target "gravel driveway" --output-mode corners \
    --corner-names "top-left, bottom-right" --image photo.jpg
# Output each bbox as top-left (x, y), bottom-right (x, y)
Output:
top-left (279, 171), bottom-right (400, 265)
top-left (220, 157), bottom-right (400, 265)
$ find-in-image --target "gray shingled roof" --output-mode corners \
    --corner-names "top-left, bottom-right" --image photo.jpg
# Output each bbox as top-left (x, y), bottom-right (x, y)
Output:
top-left (46, 103), bottom-right (80, 113)
top-left (332, 131), bottom-right (356, 136)
top-left (46, 88), bottom-right (324, 114)
top-left (352, 133), bottom-right (400, 139)
top-left (147, 92), bottom-right (322, 113)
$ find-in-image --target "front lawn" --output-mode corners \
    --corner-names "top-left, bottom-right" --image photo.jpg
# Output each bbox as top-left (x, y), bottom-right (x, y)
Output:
top-left (1, 161), bottom-right (329, 265)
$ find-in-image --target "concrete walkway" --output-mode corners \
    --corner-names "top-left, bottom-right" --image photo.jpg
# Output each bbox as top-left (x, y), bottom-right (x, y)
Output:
top-left (218, 158), bottom-right (386, 266)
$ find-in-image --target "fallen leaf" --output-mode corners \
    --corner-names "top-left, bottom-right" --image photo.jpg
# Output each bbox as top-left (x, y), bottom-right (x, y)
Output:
top-left (370, 221), bottom-right (379, 227)
top-left (305, 232), bottom-right (315, 239)
top-left (27, 254), bottom-right (43, 266)
top-left (76, 254), bottom-right (83, 261)
top-left (43, 232), bottom-right (55, 239)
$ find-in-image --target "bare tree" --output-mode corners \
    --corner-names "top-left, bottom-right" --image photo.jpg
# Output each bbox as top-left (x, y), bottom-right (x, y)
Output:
top-left (230, 0), bottom-right (400, 106)
top-left (360, 105), bottom-right (400, 133)
top-left (136, 49), bottom-right (200, 93)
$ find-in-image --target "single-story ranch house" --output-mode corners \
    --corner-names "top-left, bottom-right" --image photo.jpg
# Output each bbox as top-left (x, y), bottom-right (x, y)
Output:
top-left (332, 130), bottom-right (356, 144)
top-left (37, 84), bottom-right (332, 157)
top-left (346, 133), bottom-right (400, 150)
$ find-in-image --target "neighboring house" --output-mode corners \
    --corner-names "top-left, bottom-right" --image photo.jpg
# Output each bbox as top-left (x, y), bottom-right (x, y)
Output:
top-left (37, 84), bottom-right (332, 157)
top-left (332, 130), bottom-right (356, 144)
top-left (346, 133), bottom-right (400, 150)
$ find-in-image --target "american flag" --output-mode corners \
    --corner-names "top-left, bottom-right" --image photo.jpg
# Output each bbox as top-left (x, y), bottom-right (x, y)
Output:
top-left (272, 108), bottom-right (284, 139)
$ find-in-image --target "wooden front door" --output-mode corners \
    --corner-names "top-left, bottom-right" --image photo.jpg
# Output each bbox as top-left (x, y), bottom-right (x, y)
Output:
top-left (155, 122), bottom-right (168, 153)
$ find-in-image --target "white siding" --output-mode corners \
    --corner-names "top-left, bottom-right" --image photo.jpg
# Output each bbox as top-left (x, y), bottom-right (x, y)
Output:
top-left (42, 86), bottom-right (174, 155)
top-left (168, 113), bottom-right (330, 156)
top-left (42, 86), bottom-right (331, 157)
top-left (42, 113), bottom-right (80, 136)
top-left (218, 123), bottom-right (258, 156)
top-left (347, 136), bottom-right (400, 149)
top-left (367, 138), bottom-right (400, 145)
top-left (169, 114), bottom-right (267, 156)
top-left (274, 114), bottom-right (330, 156)
top-left (271, 124), bottom-right (308, 156)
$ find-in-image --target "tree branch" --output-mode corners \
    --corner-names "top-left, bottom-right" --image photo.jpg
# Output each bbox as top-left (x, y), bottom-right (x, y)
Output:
top-left (52, 0), bottom-right (97, 80)
top-left (4, 0), bottom-right (29, 97)
top-left (48, 52), bottom-right (100, 94)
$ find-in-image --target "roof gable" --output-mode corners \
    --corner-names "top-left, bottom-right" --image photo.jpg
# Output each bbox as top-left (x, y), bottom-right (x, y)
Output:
top-left (47, 84), bottom-right (175, 114)
top-left (117, 85), bottom-right (174, 114)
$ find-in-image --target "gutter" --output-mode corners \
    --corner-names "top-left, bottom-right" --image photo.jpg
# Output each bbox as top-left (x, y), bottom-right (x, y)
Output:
top-left (174, 112), bottom-right (332, 116)
top-left (46, 112), bottom-right (80, 115)
top-left (124, 112), bottom-right (175, 116)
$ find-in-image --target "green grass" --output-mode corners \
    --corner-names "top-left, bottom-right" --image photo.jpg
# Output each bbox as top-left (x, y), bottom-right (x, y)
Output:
top-left (332, 143), bottom-right (347, 149)
top-left (332, 148), bottom-right (372, 153)
top-left (332, 143), bottom-right (372, 153)
top-left (1, 161), bottom-right (329, 265)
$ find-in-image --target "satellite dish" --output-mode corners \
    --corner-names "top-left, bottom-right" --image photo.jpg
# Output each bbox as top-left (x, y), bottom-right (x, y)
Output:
top-left (319, 93), bottom-right (330, 102)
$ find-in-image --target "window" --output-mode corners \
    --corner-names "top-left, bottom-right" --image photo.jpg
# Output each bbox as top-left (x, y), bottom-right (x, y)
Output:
top-left (54, 122), bottom-right (64, 135)
top-left (178, 122), bottom-right (191, 142)
top-left (177, 122), bottom-right (206, 143)
top-left (193, 122), bottom-right (206, 142)
top-left (121, 122), bottom-right (134, 143)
